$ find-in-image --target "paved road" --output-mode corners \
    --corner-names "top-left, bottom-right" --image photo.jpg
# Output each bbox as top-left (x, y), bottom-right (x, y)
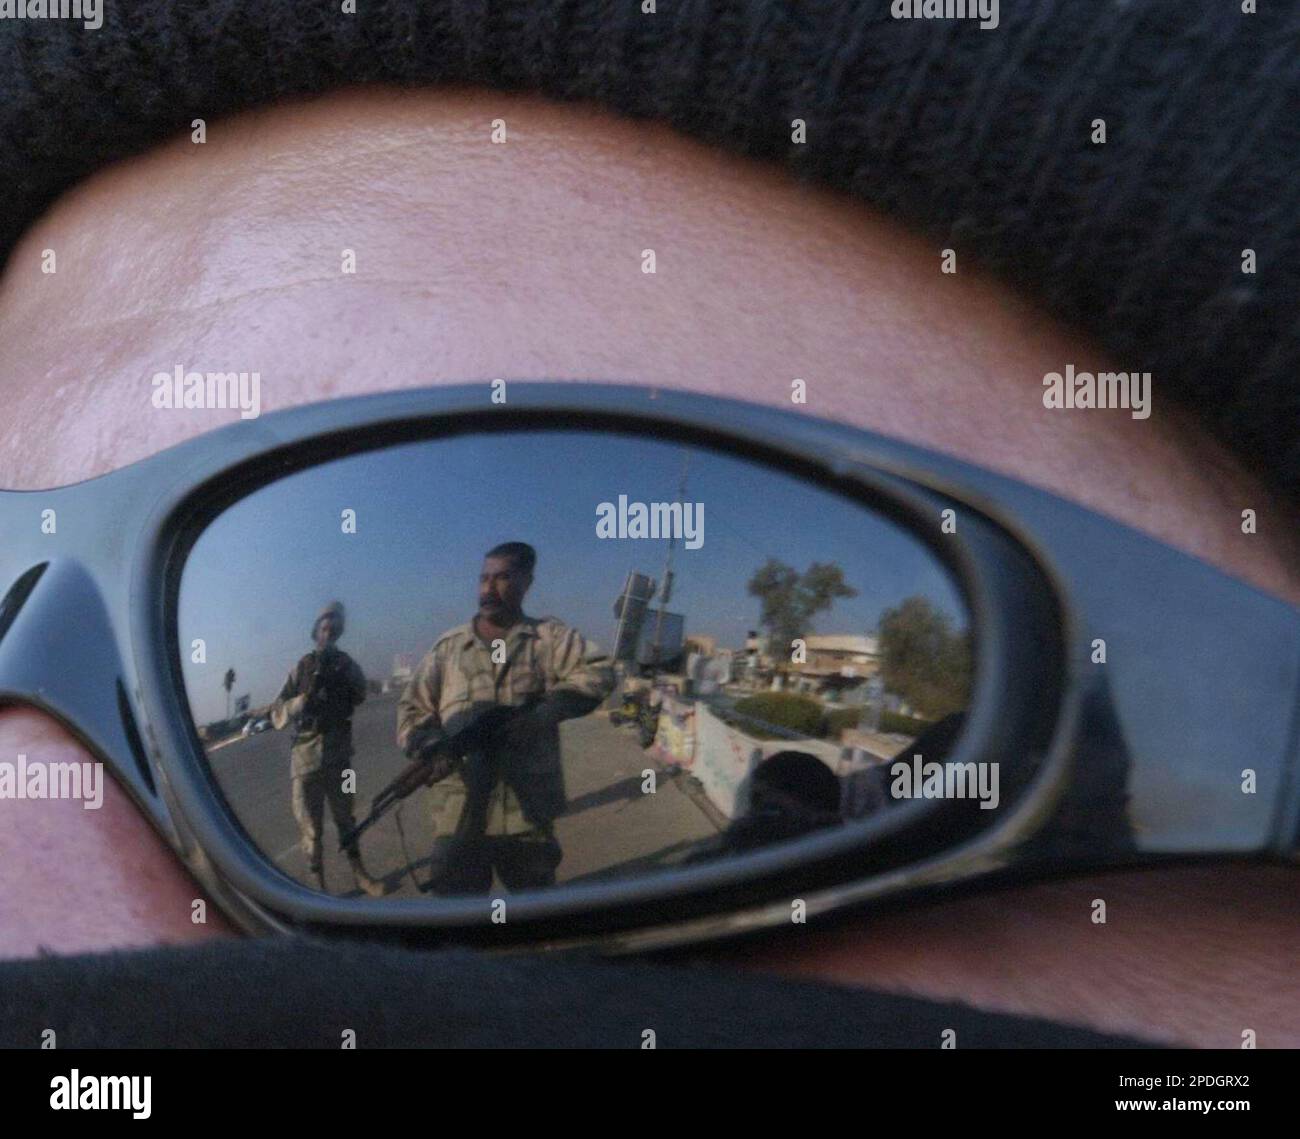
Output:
top-left (207, 692), bottom-right (721, 899)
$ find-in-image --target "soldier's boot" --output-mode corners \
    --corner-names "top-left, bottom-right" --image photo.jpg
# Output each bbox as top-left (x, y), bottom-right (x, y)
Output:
top-left (310, 862), bottom-right (327, 892)
top-left (348, 853), bottom-right (386, 898)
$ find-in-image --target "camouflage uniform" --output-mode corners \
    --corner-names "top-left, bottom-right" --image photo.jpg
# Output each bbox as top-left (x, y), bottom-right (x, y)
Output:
top-left (397, 614), bottom-right (613, 893)
top-left (271, 644), bottom-right (367, 879)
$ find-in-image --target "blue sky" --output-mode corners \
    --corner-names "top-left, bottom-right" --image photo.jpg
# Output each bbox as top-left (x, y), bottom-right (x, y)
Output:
top-left (178, 431), bottom-right (967, 723)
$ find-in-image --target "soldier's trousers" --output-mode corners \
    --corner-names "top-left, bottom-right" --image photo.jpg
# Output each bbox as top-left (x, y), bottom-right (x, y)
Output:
top-left (292, 765), bottom-right (359, 871)
top-left (427, 830), bottom-right (563, 894)
top-left (426, 774), bottom-right (562, 894)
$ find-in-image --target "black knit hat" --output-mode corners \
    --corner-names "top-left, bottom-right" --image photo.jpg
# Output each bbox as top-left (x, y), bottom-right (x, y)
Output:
top-left (2, 1), bottom-right (1296, 497)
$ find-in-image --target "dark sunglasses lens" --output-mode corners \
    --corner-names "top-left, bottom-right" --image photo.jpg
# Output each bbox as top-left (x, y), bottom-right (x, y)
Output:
top-left (176, 431), bottom-right (973, 899)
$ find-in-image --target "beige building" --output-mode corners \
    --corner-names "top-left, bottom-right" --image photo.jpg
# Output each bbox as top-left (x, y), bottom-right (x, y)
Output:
top-left (799, 634), bottom-right (879, 680)
top-left (382, 652), bottom-right (415, 694)
top-left (684, 634), bottom-right (717, 656)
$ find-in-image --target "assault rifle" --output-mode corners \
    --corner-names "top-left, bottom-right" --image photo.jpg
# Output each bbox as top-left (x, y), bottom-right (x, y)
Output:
top-left (338, 702), bottom-right (534, 851)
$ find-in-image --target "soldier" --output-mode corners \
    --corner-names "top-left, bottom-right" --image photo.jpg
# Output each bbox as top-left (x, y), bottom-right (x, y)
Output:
top-left (397, 542), bottom-right (613, 894)
top-left (270, 601), bottom-right (385, 897)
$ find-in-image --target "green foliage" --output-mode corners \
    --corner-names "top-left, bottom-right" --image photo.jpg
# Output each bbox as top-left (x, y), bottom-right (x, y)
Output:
top-left (733, 692), bottom-right (824, 737)
top-left (823, 706), bottom-right (864, 740)
top-left (879, 710), bottom-right (932, 737)
top-left (823, 706), bottom-right (933, 741)
top-left (730, 697), bottom-right (935, 743)
top-left (747, 559), bottom-right (857, 658)
top-left (876, 596), bottom-right (972, 719)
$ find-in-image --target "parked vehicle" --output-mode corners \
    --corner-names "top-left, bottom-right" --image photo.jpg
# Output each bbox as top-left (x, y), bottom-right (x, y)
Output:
top-left (610, 689), bottom-right (659, 748)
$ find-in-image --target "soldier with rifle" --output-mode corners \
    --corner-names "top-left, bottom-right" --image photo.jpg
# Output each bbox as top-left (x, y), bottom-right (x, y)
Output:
top-left (340, 703), bottom-right (517, 854)
top-left (270, 600), bottom-right (385, 897)
top-left (395, 542), bottom-right (613, 894)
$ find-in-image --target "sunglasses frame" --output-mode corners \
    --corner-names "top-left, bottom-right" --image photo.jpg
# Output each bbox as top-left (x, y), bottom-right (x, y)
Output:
top-left (0, 383), bottom-right (1296, 953)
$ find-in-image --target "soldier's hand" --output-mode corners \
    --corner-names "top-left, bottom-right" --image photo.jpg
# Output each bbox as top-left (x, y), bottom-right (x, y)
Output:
top-left (404, 723), bottom-right (445, 761)
top-left (411, 733), bottom-right (460, 786)
top-left (420, 754), bottom-right (460, 786)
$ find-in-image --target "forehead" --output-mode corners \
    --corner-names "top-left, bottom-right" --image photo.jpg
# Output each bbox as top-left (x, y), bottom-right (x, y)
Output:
top-left (481, 556), bottom-right (517, 576)
top-left (0, 88), bottom-right (1293, 604)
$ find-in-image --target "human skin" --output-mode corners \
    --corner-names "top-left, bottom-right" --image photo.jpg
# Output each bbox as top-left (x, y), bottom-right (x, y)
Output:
top-left (0, 88), bottom-right (1296, 1046)
top-left (315, 614), bottom-right (340, 649)
top-left (478, 554), bottom-right (531, 631)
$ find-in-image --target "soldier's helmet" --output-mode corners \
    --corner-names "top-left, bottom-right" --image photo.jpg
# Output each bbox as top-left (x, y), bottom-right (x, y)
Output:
top-left (312, 600), bottom-right (346, 640)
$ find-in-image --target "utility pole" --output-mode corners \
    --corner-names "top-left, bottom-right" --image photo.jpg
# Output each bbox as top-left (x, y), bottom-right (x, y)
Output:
top-left (612, 562), bottom-right (631, 665)
top-left (223, 668), bottom-right (236, 721)
top-left (650, 450), bottom-right (690, 671)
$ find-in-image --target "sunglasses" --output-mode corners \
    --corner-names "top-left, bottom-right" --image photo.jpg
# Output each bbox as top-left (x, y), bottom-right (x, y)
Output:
top-left (0, 383), bottom-right (1295, 952)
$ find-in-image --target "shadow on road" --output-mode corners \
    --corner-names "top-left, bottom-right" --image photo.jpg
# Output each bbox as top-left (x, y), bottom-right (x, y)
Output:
top-left (561, 837), bottom-right (708, 883)
top-left (559, 774), bottom-right (647, 817)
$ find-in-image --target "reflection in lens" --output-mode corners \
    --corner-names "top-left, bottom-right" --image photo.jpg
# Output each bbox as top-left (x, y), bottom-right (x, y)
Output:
top-left (177, 432), bottom-right (973, 899)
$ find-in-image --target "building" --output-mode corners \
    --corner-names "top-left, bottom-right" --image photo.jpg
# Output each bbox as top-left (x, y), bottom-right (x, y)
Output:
top-left (382, 652), bottom-right (416, 694)
top-left (801, 634), bottom-right (879, 679)
top-left (683, 633), bottom-right (716, 657)
top-left (780, 633), bottom-right (880, 696)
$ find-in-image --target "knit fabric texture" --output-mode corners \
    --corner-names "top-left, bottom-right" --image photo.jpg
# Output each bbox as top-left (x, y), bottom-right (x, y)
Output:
top-left (0, 1), bottom-right (1296, 495)
top-left (0, 935), bottom-right (1159, 1047)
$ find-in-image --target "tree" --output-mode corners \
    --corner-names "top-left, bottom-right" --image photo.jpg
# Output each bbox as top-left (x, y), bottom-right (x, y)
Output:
top-left (223, 668), bottom-right (236, 720)
top-left (876, 596), bottom-right (971, 719)
top-left (746, 559), bottom-right (857, 662)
